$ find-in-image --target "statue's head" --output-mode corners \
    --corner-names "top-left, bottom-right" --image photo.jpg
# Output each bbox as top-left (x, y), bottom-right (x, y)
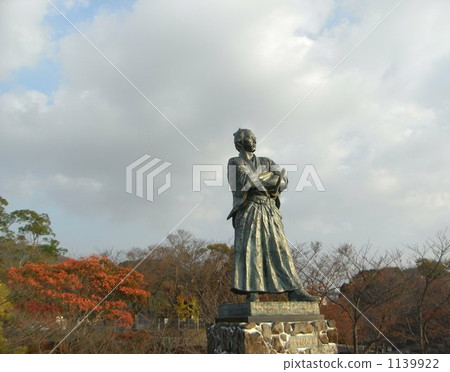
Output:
top-left (233, 128), bottom-right (256, 152)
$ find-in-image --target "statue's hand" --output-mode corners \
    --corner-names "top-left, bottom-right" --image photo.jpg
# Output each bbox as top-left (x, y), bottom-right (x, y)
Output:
top-left (270, 190), bottom-right (280, 199)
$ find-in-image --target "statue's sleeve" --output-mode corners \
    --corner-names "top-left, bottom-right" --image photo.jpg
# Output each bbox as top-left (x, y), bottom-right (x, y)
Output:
top-left (228, 157), bottom-right (259, 192)
top-left (267, 158), bottom-right (288, 192)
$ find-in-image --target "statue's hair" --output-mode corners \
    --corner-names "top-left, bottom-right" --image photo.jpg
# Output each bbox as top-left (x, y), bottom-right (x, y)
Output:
top-left (233, 128), bottom-right (253, 152)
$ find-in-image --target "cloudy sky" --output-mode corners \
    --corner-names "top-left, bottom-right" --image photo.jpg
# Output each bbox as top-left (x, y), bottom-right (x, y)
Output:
top-left (1, 0), bottom-right (449, 257)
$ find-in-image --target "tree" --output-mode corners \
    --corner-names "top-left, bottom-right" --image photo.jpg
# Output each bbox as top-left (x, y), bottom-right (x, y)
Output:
top-left (9, 209), bottom-right (66, 259)
top-left (8, 256), bottom-right (150, 329)
top-left (185, 243), bottom-right (235, 321)
top-left (175, 294), bottom-right (199, 321)
top-left (0, 197), bottom-right (12, 238)
top-left (305, 243), bottom-right (404, 353)
top-left (0, 196), bottom-right (66, 271)
top-left (402, 231), bottom-right (450, 352)
top-left (340, 267), bottom-right (405, 353)
top-left (0, 280), bottom-right (27, 353)
top-left (122, 231), bottom-right (236, 323)
top-left (10, 210), bottom-right (53, 247)
top-left (0, 280), bottom-right (12, 352)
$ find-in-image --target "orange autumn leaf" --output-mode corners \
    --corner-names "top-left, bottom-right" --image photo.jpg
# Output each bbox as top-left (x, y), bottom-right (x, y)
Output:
top-left (8, 255), bottom-right (150, 328)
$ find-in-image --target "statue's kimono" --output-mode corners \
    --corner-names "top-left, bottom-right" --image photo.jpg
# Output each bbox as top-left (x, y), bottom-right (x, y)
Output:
top-left (227, 153), bottom-right (304, 294)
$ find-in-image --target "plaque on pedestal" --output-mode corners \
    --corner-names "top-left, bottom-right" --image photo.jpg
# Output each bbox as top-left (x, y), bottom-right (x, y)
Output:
top-left (217, 301), bottom-right (324, 322)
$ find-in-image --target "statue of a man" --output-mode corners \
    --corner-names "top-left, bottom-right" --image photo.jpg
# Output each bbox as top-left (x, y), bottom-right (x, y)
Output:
top-left (227, 128), bottom-right (317, 302)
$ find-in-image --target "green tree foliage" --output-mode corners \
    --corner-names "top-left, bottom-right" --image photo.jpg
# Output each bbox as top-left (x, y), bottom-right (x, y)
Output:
top-left (0, 281), bottom-right (11, 352)
top-left (416, 258), bottom-right (449, 280)
top-left (0, 197), bottom-right (12, 238)
top-left (0, 280), bottom-right (23, 353)
top-left (9, 209), bottom-right (66, 258)
top-left (0, 196), bottom-right (66, 274)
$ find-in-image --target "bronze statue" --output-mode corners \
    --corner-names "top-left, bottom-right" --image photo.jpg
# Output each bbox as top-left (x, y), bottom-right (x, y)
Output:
top-left (227, 129), bottom-right (318, 302)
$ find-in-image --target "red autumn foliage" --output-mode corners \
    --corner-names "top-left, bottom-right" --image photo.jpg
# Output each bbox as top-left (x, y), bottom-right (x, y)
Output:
top-left (320, 301), bottom-right (353, 346)
top-left (8, 256), bottom-right (150, 327)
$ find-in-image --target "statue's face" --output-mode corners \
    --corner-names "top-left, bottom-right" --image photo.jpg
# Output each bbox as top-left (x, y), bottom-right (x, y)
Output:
top-left (242, 131), bottom-right (256, 152)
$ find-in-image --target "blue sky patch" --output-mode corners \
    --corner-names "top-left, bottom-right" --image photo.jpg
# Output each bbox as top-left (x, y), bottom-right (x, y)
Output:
top-left (46, 0), bottom-right (136, 42)
top-left (0, 58), bottom-right (62, 97)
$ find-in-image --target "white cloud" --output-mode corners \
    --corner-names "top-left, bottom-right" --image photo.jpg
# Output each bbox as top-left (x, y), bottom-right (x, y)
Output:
top-left (0, 90), bottom-right (49, 114)
top-left (0, 0), bottom-right (49, 80)
top-left (62, 0), bottom-right (90, 9)
top-left (403, 191), bottom-right (450, 209)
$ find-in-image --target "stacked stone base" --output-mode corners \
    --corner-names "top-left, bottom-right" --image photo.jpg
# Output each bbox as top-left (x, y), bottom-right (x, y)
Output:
top-left (207, 302), bottom-right (338, 354)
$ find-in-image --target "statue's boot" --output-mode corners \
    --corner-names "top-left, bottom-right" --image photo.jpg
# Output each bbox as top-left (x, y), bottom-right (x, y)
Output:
top-left (288, 289), bottom-right (319, 302)
top-left (246, 292), bottom-right (260, 302)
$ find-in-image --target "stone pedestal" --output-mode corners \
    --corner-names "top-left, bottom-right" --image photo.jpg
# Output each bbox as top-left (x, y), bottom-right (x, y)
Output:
top-left (206, 302), bottom-right (338, 354)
